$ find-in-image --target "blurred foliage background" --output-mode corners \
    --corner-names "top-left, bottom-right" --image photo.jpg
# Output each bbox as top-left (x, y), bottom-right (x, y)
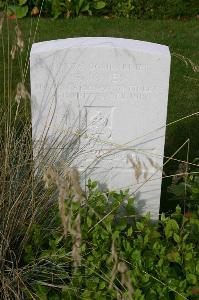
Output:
top-left (0, 0), bottom-right (198, 19)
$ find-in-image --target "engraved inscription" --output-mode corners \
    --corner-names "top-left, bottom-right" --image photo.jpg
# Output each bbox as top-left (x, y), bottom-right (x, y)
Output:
top-left (52, 63), bottom-right (149, 73)
top-left (34, 83), bottom-right (167, 102)
top-left (85, 106), bottom-right (115, 140)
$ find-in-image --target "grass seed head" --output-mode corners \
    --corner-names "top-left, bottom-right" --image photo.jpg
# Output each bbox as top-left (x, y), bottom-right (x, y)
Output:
top-left (15, 25), bottom-right (24, 51)
top-left (70, 167), bottom-right (85, 202)
top-left (15, 82), bottom-right (30, 104)
top-left (127, 154), bottom-right (143, 183)
top-left (11, 44), bottom-right (17, 59)
top-left (172, 162), bottom-right (189, 184)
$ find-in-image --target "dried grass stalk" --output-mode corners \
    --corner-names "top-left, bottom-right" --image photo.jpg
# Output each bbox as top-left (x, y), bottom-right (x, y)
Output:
top-left (72, 213), bottom-right (82, 267)
top-left (172, 162), bottom-right (189, 184)
top-left (15, 82), bottom-right (30, 104)
top-left (0, 12), bottom-right (4, 35)
top-left (127, 154), bottom-right (143, 183)
top-left (108, 240), bottom-right (134, 299)
top-left (15, 25), bottom-right (24, 51)
top-left (108, 239), bottom-right (118, 289)
top-left (43, 165), bottom-right (84, 266)
top-left (10, 25), bottom-right (24, 60)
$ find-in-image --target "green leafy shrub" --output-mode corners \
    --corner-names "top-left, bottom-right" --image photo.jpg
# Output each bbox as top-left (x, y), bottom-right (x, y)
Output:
top-left (50, 0), bottom-right (106, 18)
top-left (163, 0), bottom-right (199, 18)
top-left (20, 171), bottom-right (199, 299)
top-left (168, 159), bottom-right (199, 214)
top-left (109, 0), bottom-right (198, 18)
top-left (107, 0), bottom-right (135, 18)
top-left (1, 0), bottom-right (198, 18)
top-left (6, 0), bottom-right (29, 18)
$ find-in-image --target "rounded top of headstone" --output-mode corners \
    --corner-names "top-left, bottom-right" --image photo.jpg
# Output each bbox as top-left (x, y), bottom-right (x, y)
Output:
top-left (31, 37), bottom-right (170, 57)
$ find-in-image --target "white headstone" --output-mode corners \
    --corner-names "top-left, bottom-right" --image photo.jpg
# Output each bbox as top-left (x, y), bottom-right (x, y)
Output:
top-left (30, 37), bottom-right (171, 219)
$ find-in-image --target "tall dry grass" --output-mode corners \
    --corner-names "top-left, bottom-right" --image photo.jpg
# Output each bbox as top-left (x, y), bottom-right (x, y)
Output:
top-left (0, 12), bottom-right (49, 299)
top-left (0, 6), bottom-right (105, 297)
top-left (0, 7), bottom-right (87, 298)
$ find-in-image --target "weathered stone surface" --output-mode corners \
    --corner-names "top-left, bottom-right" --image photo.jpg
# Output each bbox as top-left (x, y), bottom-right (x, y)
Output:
top-left (30, 37), bottom-right (171, 219)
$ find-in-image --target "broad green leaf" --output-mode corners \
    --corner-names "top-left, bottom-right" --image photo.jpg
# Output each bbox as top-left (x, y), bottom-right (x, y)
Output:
top-left (60, 3), bottom-right (67, 8)
top-left (93, 1), bottom-right (106, 10)
top-left (123, 239), bottom-right (132, 252)
top-left (126, 197), bottom-right (135, 214)
top-left (186, 273), bottom-right (197, 284)
top-left (77, 0), bottom-right (85, 8)
top-left (179, 279), bottom-right (186, 290)
top-left (143, 273), bottom-right (150, 283)
top-left (87, 255), bottom-right (94, 262)
top-left (161, 213), bottom-right (167, 222)
top-left (99, 281), bottom-right (106, 290)
top-left (191, 186), bottom-right (199, 193)
top-left (134, 289), bottom-right (144, 299)
top-left (81, 290), bottom-right (92, 298)
top-left (167, 251), bottom-right (181, 263)
top-left (173, 233), bottom-right (180, 243)
top-left (81, 3), bottom-right (90, 12)
top-left (18, 0), bottom-right (27, 5)
top-left (175, 295), bottom-right (186, 300)
top-left (165, 225), bottom-right (172, 238)
top-left (182, 233), bottom-right (189, 241)
top-left (53, 13), bottom-right (62, 20)
top-left (81, 243), bottom-right (86, 252)
top-left (145, 291), bottom-right (158, 300)
top-left (184, 252), bottom-right (193, 261)
top-left (157, 258), bottom-right (164, 267)
top-left (144, 234), bottom-right (149, 245)
top-left (132, 250), bottom-right (141, 264)
top-left (196, 261), bottom-right (199, 274)
top-left (150, 230), bottom-right (161, 239)
top-left (136, 221), bottom-right (144, 231)
top-left (8, 5), bottom-right (28, 18)
top-left (112, 230), bottom-right (120, 239)
top-left (165, 219), bottom-right (179, 238)
top-left (176, 204), bottom-right (181, 214)
top-left (127, 226), bottom-right (133, 236)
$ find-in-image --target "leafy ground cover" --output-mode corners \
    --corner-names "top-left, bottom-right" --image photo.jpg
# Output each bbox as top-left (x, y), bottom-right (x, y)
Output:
top-left (4, 167), bottom-right (199, 299)
top-left (3, 0), bottom-right (199, 19)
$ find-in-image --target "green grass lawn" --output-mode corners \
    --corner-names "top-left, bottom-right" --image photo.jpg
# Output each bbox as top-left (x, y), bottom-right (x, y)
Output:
top-left (0, 17), bottom-right (198, 212)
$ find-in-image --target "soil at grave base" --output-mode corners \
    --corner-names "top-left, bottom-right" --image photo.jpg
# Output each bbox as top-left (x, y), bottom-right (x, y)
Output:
top-left (191, 289), bottom-right (199, 295)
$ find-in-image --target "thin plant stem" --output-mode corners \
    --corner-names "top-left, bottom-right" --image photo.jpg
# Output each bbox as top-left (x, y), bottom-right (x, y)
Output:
top-left (24, 0), bottom-right (45, 81)
top-left (131, 139), bottom-right (190, 196)
top-left (184, 138), bottom-right (190, 214)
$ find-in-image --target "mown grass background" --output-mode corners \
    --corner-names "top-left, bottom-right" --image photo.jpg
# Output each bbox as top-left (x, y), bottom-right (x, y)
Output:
top-left (0, 17), bottom-right (198, 212)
